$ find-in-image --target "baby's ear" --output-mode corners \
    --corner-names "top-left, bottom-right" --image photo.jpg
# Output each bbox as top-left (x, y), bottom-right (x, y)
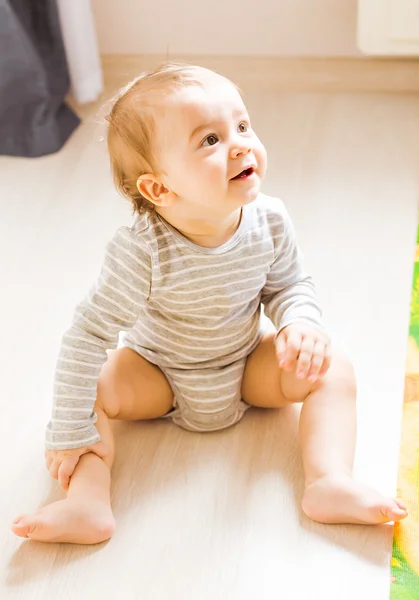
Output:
top-left (136, 175), bottom-right (175, 207)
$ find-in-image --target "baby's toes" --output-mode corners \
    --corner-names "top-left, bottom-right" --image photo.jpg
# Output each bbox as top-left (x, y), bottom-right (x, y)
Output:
top-left (11, 514), bottom-right (40, 539)
top-left (12, 515), bottom-right (33, 538)
top-left (380, 499), bottom-right (408, 522)
top-left (12, 514), bottom-right (24, 525)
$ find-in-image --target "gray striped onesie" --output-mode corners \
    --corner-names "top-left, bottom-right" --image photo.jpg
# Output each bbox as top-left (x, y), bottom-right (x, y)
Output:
top-left (45, 193), bottom-right (323, 450)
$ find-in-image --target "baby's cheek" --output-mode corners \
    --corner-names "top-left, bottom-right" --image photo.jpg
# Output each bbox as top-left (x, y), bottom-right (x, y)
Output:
top-left (203, 162), bottom-right (226, 185)
top-left (256, 143), bottom-right (267, 174)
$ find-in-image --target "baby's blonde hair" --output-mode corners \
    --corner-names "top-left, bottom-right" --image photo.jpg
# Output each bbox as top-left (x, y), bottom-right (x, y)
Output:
top-left (104, 62), bottom-right (237, 214)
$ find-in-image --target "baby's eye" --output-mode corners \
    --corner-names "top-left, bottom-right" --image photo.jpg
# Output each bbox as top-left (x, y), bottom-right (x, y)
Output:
top-left (238, 122), bottom-right (248, 133)
top-left (202, 134), bottom-right (219, 147)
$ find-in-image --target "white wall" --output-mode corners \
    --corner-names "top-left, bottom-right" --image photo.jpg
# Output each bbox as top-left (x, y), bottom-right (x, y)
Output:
top-left (91, 0), bottom-right (362, 57)
top-left (358, 0), bottom-right (419, 55)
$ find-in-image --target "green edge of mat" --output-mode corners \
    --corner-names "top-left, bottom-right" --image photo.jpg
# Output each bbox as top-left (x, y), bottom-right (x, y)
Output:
top-left (390, 212), bottom-right (419, 599)
top-left (391, 538), bottom-right (419, 599)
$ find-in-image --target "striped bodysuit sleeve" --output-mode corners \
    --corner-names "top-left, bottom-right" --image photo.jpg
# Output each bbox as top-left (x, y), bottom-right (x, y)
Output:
top-left (45, 227), bottom-right (151, 450)
top-left (261, 204), bottom-right (323, 333)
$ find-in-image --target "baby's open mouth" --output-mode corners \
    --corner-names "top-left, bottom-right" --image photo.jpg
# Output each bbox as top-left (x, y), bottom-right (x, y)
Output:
top-left (231, 167), bottom-right (255, 180)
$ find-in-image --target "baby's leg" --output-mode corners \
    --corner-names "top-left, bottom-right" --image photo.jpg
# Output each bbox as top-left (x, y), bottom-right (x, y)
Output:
top-left (12, 349), bottom-right (174, 544)
top-left (294, 354), bottom-right (407, 524)
top-left (242, 335), bottom-right (408, 525)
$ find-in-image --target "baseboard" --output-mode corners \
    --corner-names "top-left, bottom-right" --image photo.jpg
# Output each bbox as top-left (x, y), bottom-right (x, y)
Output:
top-left (101, 54), bottom-right (419, 93)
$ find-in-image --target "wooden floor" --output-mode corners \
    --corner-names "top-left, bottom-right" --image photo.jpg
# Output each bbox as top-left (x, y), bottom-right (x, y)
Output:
top-left (1, 58), bottom-right (419, 600)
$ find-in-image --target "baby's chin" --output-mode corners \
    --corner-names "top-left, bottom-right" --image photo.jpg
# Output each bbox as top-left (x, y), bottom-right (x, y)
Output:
top-left (230, 184), bottom-right (261, 207)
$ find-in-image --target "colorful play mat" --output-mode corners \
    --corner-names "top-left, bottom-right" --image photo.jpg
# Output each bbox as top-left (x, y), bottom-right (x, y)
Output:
top-left (391, 224), bottom-right (419, 598)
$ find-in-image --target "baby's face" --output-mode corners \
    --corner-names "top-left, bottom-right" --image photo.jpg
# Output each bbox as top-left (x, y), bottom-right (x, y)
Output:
top-left (155, 76), bottom-right (267, 220)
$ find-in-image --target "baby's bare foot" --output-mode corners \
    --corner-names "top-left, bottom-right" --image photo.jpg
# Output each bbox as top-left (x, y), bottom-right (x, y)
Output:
top-left (12, 498), bottom-right (116, 544)
top-left (302, 474), bottom-right (408, 525)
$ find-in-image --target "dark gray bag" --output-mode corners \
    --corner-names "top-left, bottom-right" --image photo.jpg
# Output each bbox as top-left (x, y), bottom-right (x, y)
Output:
top-left (0, 0), bottom-right (80, 157)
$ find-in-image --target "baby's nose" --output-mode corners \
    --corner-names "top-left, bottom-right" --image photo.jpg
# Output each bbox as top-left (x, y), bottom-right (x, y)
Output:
top-left (230, 145), bottom-right (251, 158)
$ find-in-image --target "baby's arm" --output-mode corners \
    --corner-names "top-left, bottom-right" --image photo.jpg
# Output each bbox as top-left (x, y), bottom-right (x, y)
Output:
top-left (261, 202), bottom-right (329, 378)
top-left (261, 202), bottom-right (323, 335)
top-left (45, 227), bottom-right (151, 452)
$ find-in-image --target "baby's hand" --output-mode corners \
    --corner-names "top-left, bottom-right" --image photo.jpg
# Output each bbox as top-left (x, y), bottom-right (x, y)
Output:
top-left (275, 323), bottom-right (331, 382)
top-left (45, 441), bottom-right (108, 491)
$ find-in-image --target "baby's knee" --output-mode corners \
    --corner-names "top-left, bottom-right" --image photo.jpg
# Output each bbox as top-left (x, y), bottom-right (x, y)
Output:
top-left (281, 350), bottom-right (356, 404)
top-left (96, 352), bottom-right (125, 419)
top-left (326, 350), bottom-right (357, 396)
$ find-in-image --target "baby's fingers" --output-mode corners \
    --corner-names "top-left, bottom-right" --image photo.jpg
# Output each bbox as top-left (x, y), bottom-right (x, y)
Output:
top-left (48, 457), bottom-right (61, 481)
top-left (296, 338), bottom-right (315, 379)
top-left (319, 347), bottom-right (332, 376)
top-left (45, 450), bottom-right (54, 470)
top-left (275, 332), bottom-right (287, 366)
top-left (58, 457), bottom-right (80, 491)
top-left (283, 331), bottom-right (303, 371)
top-left (308, 343), bottom-right (332, 381)
top-left (307, 342), bottom-right (326, 382)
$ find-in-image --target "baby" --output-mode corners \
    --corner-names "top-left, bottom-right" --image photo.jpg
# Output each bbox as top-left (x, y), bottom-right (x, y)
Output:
top-left (12, 62), bottom-right (407, 544)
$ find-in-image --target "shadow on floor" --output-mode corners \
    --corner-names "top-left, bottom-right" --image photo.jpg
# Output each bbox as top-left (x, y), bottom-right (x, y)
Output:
top-left (6, 406), bottom-right (391, 586)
